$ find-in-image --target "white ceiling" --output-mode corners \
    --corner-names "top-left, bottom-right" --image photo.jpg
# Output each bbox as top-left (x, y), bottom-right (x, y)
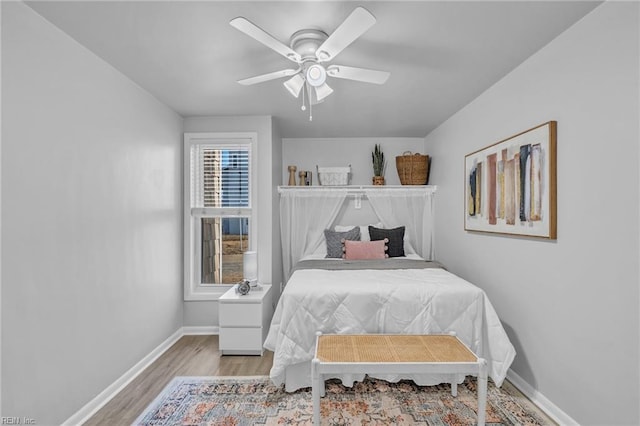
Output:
top-left (26, 1), bottom-right (600, 138)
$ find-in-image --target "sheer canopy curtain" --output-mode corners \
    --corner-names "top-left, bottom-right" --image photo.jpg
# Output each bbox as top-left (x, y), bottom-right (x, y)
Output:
top-left (364, 188), bottom-right (435, 260)
top-left (280, 189), bottom-right (347, 280)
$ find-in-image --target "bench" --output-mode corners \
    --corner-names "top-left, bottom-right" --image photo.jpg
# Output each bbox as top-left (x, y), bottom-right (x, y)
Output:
top-left (311, 332), bottom-right (488, 426)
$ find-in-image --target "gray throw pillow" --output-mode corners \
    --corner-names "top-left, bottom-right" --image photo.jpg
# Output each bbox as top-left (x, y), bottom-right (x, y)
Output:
top-left (324, 227), bottom-right (361, 258)
top-left (369, 225), bottom-right (405, 257)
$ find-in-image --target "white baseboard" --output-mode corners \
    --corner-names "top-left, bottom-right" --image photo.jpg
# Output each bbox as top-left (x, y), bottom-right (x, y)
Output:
top-left (63, 328), bottom-right (184, 426)
top-left (183, 325), bottom-right (219, 335)
top-left (506, 369), bottom-right (579, 425)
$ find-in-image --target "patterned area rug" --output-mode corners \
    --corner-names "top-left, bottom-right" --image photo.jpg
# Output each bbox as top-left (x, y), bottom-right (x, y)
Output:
top-left (133, 376), bottom-right (551, 425)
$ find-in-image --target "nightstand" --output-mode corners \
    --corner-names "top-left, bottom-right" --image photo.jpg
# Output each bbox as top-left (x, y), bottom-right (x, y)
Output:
top-left (219, 284), bottom-right (272, 355)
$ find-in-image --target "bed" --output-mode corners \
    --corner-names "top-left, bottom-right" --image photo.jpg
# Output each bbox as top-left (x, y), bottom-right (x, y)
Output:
top-left (264, 257), bottom-right (515, 391)
top-left (267, 186), bottom-right (516, 392)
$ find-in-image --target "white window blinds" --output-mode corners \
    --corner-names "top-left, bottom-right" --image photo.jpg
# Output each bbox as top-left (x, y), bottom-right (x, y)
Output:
top-left (190, 142), bottom-right (251, 209)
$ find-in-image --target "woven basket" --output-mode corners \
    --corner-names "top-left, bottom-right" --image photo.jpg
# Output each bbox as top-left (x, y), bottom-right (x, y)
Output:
top-left (396, 152), bottom-right (429, 185)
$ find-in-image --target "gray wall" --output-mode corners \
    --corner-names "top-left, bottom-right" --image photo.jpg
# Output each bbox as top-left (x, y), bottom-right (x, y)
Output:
top-left (182, 116), bottom-right (281, 325)
top-left (1, 3), bottom-right (184, 423)
top-left (423, 2), bottom-right (639, 424)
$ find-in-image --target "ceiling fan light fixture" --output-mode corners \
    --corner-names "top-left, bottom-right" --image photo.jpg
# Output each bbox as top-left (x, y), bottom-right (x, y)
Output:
top-left (284, 74), bottom-right (305, 98)
top-left (314, 82), bottom-right (333, 101)
top-left (305, 64), bottom-right (327, 87)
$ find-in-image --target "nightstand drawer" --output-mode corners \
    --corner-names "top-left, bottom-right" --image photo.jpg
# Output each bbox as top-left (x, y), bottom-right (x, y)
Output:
top-left (219, 302), bottom-right (262, 327)
top-left (219, 327), bottom-right (263, 352)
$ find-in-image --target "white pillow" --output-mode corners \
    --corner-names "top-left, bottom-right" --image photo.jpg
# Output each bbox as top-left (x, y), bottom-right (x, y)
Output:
top-left (334, 223), bottom-right (382, 242)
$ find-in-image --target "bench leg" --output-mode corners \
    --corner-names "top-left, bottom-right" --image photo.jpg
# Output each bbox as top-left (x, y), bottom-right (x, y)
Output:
top-left (477, 358), bottom-right (488, 426)
top-left (451, 377), bottom-right (457, 397)
top-left (312, 358), bottom-right (320, 426)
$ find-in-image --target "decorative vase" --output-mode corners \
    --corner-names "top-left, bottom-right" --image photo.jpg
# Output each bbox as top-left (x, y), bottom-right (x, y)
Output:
top-left (287, 165), bottom-right (297, 186)
top-left (372, 176), bottom-right (385, 186)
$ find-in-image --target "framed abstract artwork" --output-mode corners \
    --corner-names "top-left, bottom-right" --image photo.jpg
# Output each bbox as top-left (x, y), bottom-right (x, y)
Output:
top-left (464, 121), bottom-right (557, 239)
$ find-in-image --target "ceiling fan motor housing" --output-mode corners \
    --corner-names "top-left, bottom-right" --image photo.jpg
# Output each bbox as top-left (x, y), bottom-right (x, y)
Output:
top-left (289, 29), bottom-right (328, 60)
top-left (289, 29), bottom-right (331, 88)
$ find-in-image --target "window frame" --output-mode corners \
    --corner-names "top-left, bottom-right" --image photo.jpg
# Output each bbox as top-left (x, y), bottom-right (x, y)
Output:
top-left (183, 132), bottom-right (258, 300)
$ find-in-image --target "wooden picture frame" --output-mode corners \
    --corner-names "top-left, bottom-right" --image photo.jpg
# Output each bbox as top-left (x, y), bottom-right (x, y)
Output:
top-left (464, 121), bottom-right (557, 239)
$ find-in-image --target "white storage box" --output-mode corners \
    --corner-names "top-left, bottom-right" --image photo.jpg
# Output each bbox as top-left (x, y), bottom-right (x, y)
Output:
top-left (317, 165), bottom-right (351, 186)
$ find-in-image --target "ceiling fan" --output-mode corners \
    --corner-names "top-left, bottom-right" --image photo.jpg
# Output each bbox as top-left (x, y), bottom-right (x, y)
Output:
top-left (230, 7), bottom-right (390, 119)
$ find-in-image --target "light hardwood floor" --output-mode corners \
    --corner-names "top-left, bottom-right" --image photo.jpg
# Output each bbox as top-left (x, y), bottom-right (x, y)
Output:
top-left (84, 335), bottom-right (273, 425)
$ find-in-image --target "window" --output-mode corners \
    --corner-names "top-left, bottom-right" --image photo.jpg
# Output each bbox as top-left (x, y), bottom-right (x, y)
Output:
top-left (184, 133), bottom-right (257, 300)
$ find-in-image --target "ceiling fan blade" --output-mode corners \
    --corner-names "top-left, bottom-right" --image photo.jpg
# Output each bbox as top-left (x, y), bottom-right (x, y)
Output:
top-left (283, 74), bottom-right (305, 98)
top-left (314, 82), bottom-right (334, 102)
top-left (326, 65), bottom-right (390, 84)
top-left (230, 17), bottom-right (301, 63)
top-left (237, 69), bottom-right (299, 86)
top-left (315, 7), bottom-right (376, 62)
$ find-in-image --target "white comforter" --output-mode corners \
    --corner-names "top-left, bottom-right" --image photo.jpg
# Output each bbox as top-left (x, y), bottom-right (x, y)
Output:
top-left (264, 267), bottom-right (516, 391)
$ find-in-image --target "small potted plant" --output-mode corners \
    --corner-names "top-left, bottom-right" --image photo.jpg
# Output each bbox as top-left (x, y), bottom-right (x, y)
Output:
top-left (372, 144), bottom-right (386, 185)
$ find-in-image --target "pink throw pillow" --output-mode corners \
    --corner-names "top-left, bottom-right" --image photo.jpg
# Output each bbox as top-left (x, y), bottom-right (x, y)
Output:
top-left (343, 239), bottom-right (389, 260)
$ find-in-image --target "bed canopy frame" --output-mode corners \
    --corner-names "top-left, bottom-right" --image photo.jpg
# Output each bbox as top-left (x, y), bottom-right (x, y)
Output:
top-left (278, 185), bottom-right (437, 280)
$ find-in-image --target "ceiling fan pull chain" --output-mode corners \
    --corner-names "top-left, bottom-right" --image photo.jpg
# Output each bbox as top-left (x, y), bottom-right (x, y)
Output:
top-left (301, 83), bottom-right (307, 111)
